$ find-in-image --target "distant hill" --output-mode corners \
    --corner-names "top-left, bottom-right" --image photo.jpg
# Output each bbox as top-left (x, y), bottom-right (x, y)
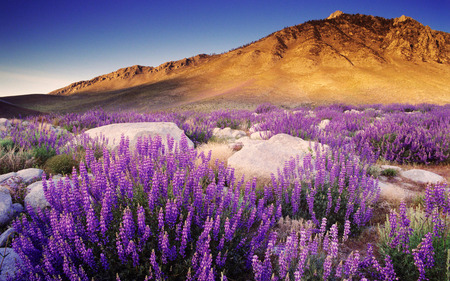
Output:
top-left (0, 99), bottom-right (44, 118)
top-left (18, 11), bottom-right (450, 112)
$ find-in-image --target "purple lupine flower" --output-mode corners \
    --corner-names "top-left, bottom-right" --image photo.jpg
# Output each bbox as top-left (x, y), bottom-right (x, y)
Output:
top-left (100, 253), bottom-right (109, 270)
top-left (127, 240), bottom-right (140, 267)
top-left (116, 233), bottom-right (127, 264)
top-left (381, 255), bottom-right (398, 281)
top-left (343, 220), bottom-right (351, 242)
top-left (150, 250), bottom-right (163, 280)
top-left (413, 232), bottom-right (435, 281)
top-left (329, 224), bottom-right (339, 258)
top-left (122, 208), bottom-right (135, 240)
top-left (323, 255), bottom-right (332, 280)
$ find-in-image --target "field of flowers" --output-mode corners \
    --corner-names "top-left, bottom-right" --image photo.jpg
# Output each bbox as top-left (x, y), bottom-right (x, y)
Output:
top-left (0, 103), bottom-right (449, 280)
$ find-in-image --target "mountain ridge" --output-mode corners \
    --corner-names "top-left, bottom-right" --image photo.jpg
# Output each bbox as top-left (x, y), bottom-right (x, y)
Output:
top-left (48, 11), bottom-right (450, 107)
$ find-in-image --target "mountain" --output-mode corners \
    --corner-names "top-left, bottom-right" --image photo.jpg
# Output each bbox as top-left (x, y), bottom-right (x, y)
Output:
top-left (45, 11), bottom-right (450, 110)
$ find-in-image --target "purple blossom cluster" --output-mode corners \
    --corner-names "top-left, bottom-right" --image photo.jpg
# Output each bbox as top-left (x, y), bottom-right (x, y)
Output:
top-left (11, 135), bottom-right (282, 280)
top-left (273, 145), bottom-right (379, 231)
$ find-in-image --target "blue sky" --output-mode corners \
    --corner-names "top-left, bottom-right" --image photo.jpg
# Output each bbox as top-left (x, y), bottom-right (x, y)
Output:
top-left (1, 0), bottom-right (448, 97)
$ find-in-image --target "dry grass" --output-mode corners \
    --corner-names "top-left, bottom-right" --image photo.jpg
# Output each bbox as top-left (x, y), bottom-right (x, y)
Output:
top-left (195, 142), bottom-right (234, 169)
top-left (0, 148), bottom-right (35, 174)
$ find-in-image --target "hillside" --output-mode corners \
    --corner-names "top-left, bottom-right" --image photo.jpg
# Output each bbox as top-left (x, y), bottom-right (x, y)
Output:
top-left (41, 11), bottom-right (450, 110)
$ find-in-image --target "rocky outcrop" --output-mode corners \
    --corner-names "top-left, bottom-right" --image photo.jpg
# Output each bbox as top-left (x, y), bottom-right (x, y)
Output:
top-left (228, 134), bottom-right (327, 181)
top-left (83, 122), bottom-right (194, 150)
top-left (400, 169), bottom-right (446, 184)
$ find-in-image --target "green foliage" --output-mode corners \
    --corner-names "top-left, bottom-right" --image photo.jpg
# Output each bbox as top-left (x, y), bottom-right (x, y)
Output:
top-left (380, 168), bottom-right (399, 177)
top-left (0, 138), bottom-right (16, 152)
top-left (32, 145), bottom-right (56, 167)
top-left (366, 165), bottom-right (381, 178)
top-left (216, 118), bottom-right (241, 130)
top-left (378, 207), bottom-right (450, 280)
top-left (44, 154), bottom-right (79, 175)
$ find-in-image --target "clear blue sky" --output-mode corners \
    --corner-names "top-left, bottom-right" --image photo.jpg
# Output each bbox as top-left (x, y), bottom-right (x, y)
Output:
top-left (1, 0), bottom-right (448, 97)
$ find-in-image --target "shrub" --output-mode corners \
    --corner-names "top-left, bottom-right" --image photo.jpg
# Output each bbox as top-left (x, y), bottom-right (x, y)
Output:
top-left (255, 103), bottom-right (278, 114)
top-left (32, 145), bottom-right (56, 167)
top-left (377, 183), bottom-right (450, 280)
top-left (0, 138), bottom-right (16, 152)
top-left (381, 168), bottom-right (399, 177)
top-left (273, 146), bottom-right (379, 233)
top-left (44, 154), bottom-right (79, 175)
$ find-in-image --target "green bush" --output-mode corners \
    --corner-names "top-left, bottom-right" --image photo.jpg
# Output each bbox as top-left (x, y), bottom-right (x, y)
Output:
top-left (0, 138), bottom-right (16, 152)
top-left (381, 168), bottom-right (399, 177)
top-left (32, 145), bottom-right (56, 166)
top-left (44, 154), bottom-right (79, 175)
top-left (378, 207), bottom-right (450, 280)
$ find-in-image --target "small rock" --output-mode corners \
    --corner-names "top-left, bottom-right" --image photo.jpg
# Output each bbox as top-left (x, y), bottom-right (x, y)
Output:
top-left (344, 109), bottom-right (361, 114)
top-left (11, 203), bottom-right (23, 218)
top-left (0, 118), bottom-right (11, 127)
top-left (0, 173), bottom-right (16, 185)
top-left (231, 130), bottom-right (246, 139)
top-left (24, 181), bottom-right (50, 211)
top-left (400, 169), bottom-right (446, 185)
top-left (228, 142), bottom-right (243, 151)
top-left (0, 247), bottom-right (21, 280)
top-left (16, 168), bottom-right (43, 185)
top-left (317, 119), bottom-right (330, 130)
top-left (249, 123), bottom-right (263, 134)
top-left (0, 228), bottom-right (17, 247)
top-left (250, 131), bottom-right (273, 140)
top-left (0, 186), bottom-right (13, 227)
top-left (213, 127), bottom-right (246, 139)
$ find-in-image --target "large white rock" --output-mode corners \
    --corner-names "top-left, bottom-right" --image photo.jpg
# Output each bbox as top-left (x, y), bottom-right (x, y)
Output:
top-left (378, 182), bottom-right (415, 202)
top-left (0, 248), bottom-right (20, 280)
top-left (0, 173), bottom-right (16, 184)
top-left (228, 134), bottom-right (327, 180)
top-left (400, 169), bottom-right (446, 185)
top-left (24, 181), bottom-right (50, 211)
top-left (0, 186), bottom-right (12, 227)
top-left (16, 168), bottom-right (43, 185)
top-left (84, 122), bottom-right (194, 150)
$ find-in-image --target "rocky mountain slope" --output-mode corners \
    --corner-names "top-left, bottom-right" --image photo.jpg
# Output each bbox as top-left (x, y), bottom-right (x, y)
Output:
top-left (48, 11), bottom-right (450, 108)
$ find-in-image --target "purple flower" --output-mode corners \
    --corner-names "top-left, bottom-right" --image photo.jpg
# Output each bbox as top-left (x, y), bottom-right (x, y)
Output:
top-left (413, 232), bottom-right (435, 281)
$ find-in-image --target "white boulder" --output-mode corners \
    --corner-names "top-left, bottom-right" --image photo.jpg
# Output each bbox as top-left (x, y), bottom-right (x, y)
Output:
top-left (0, 173), bottom-right (16, 184)
top-left (16, 168), bottom-right (43, 185)
top-left (228, 134), bottom-right (327, 180)
top-left (400, 169), bottom-right (446, 185)
top-left (83, 122), bottom-right (194, 150)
